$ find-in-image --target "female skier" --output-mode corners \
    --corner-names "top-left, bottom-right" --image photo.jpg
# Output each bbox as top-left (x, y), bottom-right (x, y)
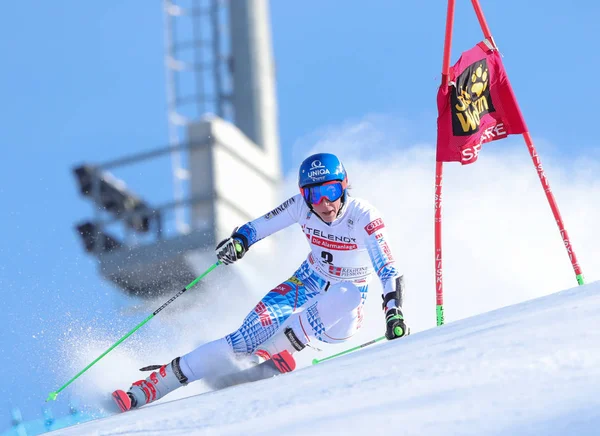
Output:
top-left (112, 152), bottom-right (409, 411)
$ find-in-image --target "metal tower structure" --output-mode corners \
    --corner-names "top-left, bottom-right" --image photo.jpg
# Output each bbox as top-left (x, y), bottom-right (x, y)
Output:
top-left (72, 0), bottom-right (281, 298)
top-left (164, 0), bottom-right (234, 233)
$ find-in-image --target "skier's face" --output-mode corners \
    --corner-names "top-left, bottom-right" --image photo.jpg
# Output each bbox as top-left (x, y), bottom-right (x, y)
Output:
top-left (312, 196), bottom-right (342, 222)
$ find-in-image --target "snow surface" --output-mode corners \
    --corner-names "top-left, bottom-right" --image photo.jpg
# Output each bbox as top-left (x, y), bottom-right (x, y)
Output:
top-left (50, 281), bottom-right (600, 435)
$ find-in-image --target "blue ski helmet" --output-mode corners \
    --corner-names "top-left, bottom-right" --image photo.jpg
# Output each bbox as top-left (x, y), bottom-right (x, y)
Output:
top-left (298, 153), bottom-right (348, 204)
top-left (298, 153), bottom-right (347, 188)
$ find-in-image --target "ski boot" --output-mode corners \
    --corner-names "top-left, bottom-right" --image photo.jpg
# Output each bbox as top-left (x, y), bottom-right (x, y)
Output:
top-left (112, 357), bottom-right (188, 412)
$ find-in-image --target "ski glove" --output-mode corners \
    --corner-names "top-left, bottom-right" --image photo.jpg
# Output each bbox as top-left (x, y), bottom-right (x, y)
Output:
top-left (215, 236), bottom-right (246, 265)
top-left (385, 307), bottom-right (409, 340)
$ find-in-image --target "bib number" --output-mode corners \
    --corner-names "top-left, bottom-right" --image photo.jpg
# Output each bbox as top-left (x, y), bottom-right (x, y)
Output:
top-left (321, 251), bottom-right (333, 264)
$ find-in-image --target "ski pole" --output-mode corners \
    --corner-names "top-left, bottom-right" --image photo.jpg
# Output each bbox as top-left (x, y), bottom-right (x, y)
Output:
top-left (46, 261), bottom-right (222, 402)
top-left (312, 335), bottom-right (386, 365)
top-left (311, 325), bottom-right (405, 365)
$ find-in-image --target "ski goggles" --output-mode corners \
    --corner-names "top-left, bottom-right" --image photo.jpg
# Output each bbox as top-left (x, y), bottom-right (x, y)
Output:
top-left (301, 181), bottom-right (345, 205)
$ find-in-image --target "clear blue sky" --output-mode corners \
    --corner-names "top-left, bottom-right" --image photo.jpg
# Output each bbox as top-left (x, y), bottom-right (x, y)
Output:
top-left (1, 0), bottom-right (598, 428)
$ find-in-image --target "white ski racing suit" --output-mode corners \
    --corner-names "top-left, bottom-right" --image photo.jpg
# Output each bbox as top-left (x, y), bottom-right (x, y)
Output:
top-left (178, 194), bottom-right (402, 383)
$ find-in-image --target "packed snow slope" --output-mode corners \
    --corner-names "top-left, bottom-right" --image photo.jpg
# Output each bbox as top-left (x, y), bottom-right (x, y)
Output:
top-left (52, 281), bottom-right (600, 436)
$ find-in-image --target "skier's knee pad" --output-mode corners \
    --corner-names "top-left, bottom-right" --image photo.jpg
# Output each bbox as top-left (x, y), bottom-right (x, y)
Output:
top-left (300, 282), bottom-right (363, 344)
top-left (317, 282), bottom-right (362, 327)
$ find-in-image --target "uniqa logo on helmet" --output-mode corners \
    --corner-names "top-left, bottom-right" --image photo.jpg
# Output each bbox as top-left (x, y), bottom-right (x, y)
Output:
top-left (308, 168), bottom-right (330, 179)
top-left (308, 159), bottom-right (330, 180)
